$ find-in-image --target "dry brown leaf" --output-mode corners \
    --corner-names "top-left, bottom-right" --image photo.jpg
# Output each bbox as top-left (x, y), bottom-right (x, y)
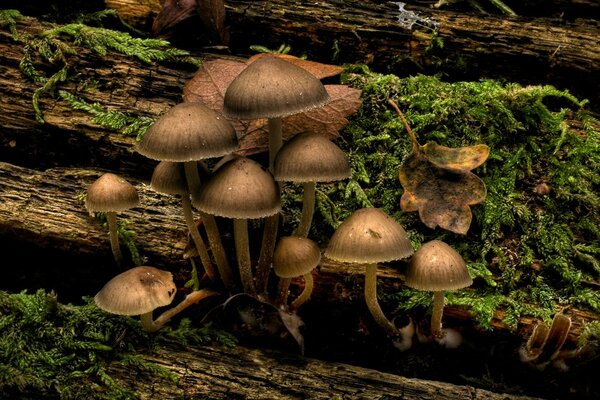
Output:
top-left (183, 58), bottom-right (362, 155)
top-left (152, 0), bottom-right (197, 36)
top-left (421, 143), bottom-right (490, 172)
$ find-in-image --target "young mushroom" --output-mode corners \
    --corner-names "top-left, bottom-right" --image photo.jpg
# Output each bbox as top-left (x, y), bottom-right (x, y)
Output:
top-left (192, 156), bottom-right (281, 296)
top-left (324, 208), bottom-right (414, 338)
top-left (94, 265), bottom-right (217, 332)
top-left (136, 101), bottom-right (239, 292)
top-left (273, 235), bottom-right (322, 311)
top-left (273, 131), bottom-right (351, 238)
top-left (85, 172), bottom-right (140, 267)
top-left (404, 240), bottom-right (473, 342)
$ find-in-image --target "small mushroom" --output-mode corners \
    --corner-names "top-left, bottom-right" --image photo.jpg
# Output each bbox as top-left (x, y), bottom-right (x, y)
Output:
top-left (273, 236), bottom-right (322, 310)
top-left (85, 172), bottom-right (139, 267)
top-left (274, 131), bottom-right (351, 237)
top-left (192, 156), bottom-right (281, 296)
top-left (324, 208), bottom-right (414, 337)
top-left (404, 240), bottom-right (473, 342)
top-left (95, 265), bottom-right (218, 332)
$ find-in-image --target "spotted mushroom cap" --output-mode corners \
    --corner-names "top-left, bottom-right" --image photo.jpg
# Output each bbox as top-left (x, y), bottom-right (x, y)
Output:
top-left (223, 56), bottom-right (331, 120)
top-left (85, 172), bottom-right (140, 213)
top-left (273, 131), bottom-right (351, 182)
top-left (324, 208), bottom-right (414, 264)
top-left (273, 236), bottom-right (322, 278)
top-left (94, 266), bottom-right (177, 316)
top-left (192, 156), bottom-right (281, 219)
top-left (136, 102), bottom-right (238, 162)
top-left (404, 240), bottom-right (473, 291)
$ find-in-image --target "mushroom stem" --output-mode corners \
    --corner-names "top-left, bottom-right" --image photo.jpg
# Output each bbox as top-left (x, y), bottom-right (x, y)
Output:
top-left (106, 211), bottom-right (123, 266)
top-left (181, 194), bottom-right (217, 282)
top-left (296, 181), bottom-right (316, 237)
top-left (267, 117), bottom-right (283, 172)
top-left (276, 277), bottom-right (293, 309)
top-left (364, 263), bottom-right (398, 336)
top-left (431, 291), bottom-right (446, 338)
top-left (290, 272), bottom-right (314, 311)
top-left (256, 213), bottom-right (279, 296)
top-left (154, 289), bottom-right (219, 328)
top-left (234, 218), bottom-right (256, 295)
top-left (184, 161), bottom-right (202, 197)
top-left (139, 312), bottom-right (159, 333)
top-left (202, 213), bottom-right (237, 293)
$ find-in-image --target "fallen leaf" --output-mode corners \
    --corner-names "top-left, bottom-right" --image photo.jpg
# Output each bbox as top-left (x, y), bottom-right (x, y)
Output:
top-left (399, 152), bottom-right (487, 235)
top-left (421, 143), bottom-right (490, 172)
top-left (152, 0), bottom-right (197, 36)
top-left (183, 58), bottom-right (362, 155)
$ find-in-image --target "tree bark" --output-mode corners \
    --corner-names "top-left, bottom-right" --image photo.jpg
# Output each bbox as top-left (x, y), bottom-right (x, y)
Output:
top-left (105, 343), bottom-right (544, 399)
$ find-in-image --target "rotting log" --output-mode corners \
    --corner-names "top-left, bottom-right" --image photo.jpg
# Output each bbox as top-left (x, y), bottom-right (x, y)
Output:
top-left (106, 343), bottom-right (546, 399)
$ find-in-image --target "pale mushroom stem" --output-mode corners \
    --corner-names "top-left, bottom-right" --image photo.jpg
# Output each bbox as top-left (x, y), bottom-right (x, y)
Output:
top-left (180, 194), bottom-right (217, 282)
top-left (364, 263), bottom-right (398, 337)
top-left (234, 218), bottom-right (257, 295)
top-left (106, 211), bottom-right (123, 266)
top-left (276, 277), bottom-right (293, 308)
top-left (290, 272), bottom-right (314, 311)
top-left (139, 289), bottom-right (219, 333)
top-left (267, 117), bottom-right (283, 172)
top-left (183, 161), bottom-right (236, 293)
top-left (431, 291), bottom-right (446, 338)
top-left (296, 181), bottom-right (316, 237)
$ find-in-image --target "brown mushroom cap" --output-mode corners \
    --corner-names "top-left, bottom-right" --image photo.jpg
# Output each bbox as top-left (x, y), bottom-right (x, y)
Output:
top-left (85, 172), bottom-right (140, 213)
top-left (404, 240), bottom-right (473, 291)
top-left (94, 266), bottom-right (177, 315)
top-left (150, 161), bottom-right (188, 195)
top-left (324, 208), bottom-right (414, 263)
top-left (273, 236), bottom-right (322, 278)
top-left (192, 156), bottom-right (281, 219)
top-left (273, 132), bottom-right (351, 182)
top-left (136, 102), bottom-right (238, 162)
top-left (222, 56), bottom-right (331, 120)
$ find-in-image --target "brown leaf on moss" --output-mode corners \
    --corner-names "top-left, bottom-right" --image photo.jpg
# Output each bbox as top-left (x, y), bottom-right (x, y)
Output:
top-left (421, 143), bottom-right (490, 172)
top-left (399, 152), bottom-right (487, 235)
top-left (183, 58), bottom-right (362, 155)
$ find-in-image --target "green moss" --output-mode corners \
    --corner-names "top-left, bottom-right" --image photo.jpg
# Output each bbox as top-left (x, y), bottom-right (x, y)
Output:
top-left (0, 289), bottom-right (236, 399)
top-left (321, 66), bottom-right (600, 330)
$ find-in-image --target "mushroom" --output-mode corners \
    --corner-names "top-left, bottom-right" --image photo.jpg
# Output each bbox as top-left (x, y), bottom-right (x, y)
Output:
top-left (324, 208), bottom-right (414, 337)
top-left (223, 56), bottom-right (331, 294)
top-left (136, 101), bottom-right (239, 292)
top-left (150, 161), bottom-right (215, 285)
top-left (404, 240), bottom-right (473, 341)
top-left (94, 265), bottom-right (218, 332)
top-left (274, 131), bottom-right (351, 238)
top-left (273, 235), bottom-right (321, 310)
top-left (192, 156), bottom-right (281, 295)
top-left (85, 172), bottom-right (140, 267)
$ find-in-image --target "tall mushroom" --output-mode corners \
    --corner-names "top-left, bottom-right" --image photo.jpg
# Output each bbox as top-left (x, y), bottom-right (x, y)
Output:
top-left (85, 172), bottom-right (140, 267)
top-left (404, 240), bottom-right (473, 340)
top-left (150, 161), bottom-right (215, 285)
top-left (324, 208), bottom-right (414, 337)
top-left (274, 131), bottom-right (351, 237)
top-left (95, 265), bottom-right (217, 332)
top-left (136, 101), bottom-right (239, 292)
top-left (192, 156), bottom-right (281, 296)
top-left (223, 55), bottom-right (331, 294)
top-left (273, 235), bottom-right (321, 310)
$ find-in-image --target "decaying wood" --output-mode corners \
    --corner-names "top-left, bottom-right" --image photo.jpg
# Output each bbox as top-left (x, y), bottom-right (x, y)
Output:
top-left (106, 343), bottom-right (545, 399)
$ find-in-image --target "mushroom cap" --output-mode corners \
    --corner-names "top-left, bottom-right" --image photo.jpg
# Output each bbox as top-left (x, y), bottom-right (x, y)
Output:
top-left (94, 266), bottom-right (177, 315)
top-left (324, 208), bottom-right (414, 264)
top-left (150, 161), bottom-right (189, 195)
top-left (404, 240), bottom-right (473, 291)
top-left (136, 102), bottom-right (238, 162)
top-left (192, 156), bottom-right (281, 219)
top-left (85, 172), bottom-right (140, 213)
top-left (223, 56), bottom-right (331, 120)
top-left (273, 132), bottom-right (351, 182)
top-left (273, 236), bottom-right (322, 278)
